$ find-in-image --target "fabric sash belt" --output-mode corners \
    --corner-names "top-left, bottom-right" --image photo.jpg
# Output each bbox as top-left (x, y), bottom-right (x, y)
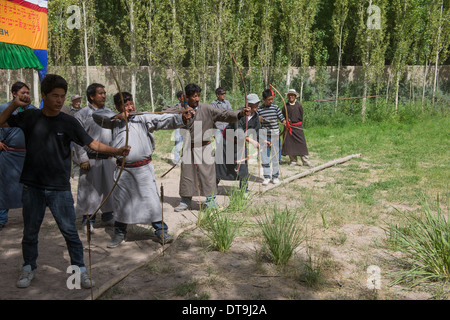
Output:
top-left (286, 121), bottom-right (302, 135)
top-left (117, 156), bottom-right (152, 168)
top-left (4, 146), bottom-right (26, 152)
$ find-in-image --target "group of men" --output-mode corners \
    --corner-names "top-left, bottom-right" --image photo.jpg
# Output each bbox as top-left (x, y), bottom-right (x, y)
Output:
top-left (0, 74), bottom-right (311, 291)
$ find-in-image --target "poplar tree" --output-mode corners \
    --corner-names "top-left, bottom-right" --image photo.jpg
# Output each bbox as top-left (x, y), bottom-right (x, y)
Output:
top-left (332, 0), bottom-right (350, 111)
top-left (429, 0), bottom-right (449, 106)
top-left (355, 0), bottom-right (388, 121)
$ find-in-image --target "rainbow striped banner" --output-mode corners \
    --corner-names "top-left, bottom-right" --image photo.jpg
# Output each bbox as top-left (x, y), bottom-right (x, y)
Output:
top-left (0, 0), bottom-right (47, 78)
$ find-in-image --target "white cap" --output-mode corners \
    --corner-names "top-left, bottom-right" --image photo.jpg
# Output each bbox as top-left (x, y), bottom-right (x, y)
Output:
top-left (286, 89), bottom-right (299, 97)
top-left (247, 93), bottom-right (260, 104)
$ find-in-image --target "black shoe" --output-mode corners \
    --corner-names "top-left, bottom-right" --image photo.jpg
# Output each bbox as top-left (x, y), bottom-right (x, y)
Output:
top-left (157, 233), bottom-right (174, 245)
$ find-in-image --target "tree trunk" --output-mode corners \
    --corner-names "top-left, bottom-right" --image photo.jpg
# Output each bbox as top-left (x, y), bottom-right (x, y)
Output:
top-left (286, 65), bottom-right (291, 88)
top-left (362, 78), bottom-right (367, 122)
top-left (432, 0), bottom-right (444, 106)
top-left (148, 3), bottom-right (154, 112)
top-left (395, 75), bottom-right (400, 114)
top-left (215, 0), bottom-right (222, 89)
top-left (335, 24), bottom-right (343, 112)
top-left (82, 1), bottom-right (89, 87)
top-left (148, 66), bottom-right (154, 112)
top-left (385, 72), bottom-right (390, 103)
top-left (215, 44), bottom-right (220, 90)
top-left (129, 0), bottom-right (137, 103)
top-left (421, 59), bottom-right (429, 109)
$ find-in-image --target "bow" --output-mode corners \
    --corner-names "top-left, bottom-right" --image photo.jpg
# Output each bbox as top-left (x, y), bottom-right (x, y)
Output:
top-left (85, 69), bottom-right (130, 300)
top-left (230, 51), bottom-right (248, 174)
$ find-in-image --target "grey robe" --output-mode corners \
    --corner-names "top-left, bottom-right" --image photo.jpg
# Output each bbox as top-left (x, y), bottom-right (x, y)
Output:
top-left (93, 109), bottom-right (184, 224)
top-left (180, 102), bottom-right (242, 197)
top-left (73, 104), bottom-right (116, 216)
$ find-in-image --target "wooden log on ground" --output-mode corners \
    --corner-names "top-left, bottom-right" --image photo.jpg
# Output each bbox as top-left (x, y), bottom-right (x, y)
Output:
top-left (262, 153), bottom-right (362, 193)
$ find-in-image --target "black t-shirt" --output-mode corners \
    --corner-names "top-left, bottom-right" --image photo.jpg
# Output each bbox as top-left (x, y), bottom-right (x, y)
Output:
top-left (7, 109), bottom-right (94, 191)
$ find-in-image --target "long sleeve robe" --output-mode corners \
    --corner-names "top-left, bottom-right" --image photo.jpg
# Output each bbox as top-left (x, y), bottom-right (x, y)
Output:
top-left (93, 109), bottom-right (184, 224)
top-left (179, 102), bottom-right (242, 198)
top-left (73, 104), bottom-right (116, 216)
top-left (215, 109), bottom-right (260, 182)
top-left (281, 101), bottom-right (309, 156)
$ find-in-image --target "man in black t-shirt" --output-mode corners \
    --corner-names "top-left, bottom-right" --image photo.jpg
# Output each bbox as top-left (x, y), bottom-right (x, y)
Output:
top-left (0, 74), bottom-right (130, 290)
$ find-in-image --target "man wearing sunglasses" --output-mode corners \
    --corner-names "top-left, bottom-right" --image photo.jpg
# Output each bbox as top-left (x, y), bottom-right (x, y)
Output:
top-left (211, 88), bottom-right (233, 155)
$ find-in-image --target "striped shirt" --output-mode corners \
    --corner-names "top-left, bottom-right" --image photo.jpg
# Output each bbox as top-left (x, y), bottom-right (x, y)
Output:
top-left (258, 103), bottom-right (285, 135)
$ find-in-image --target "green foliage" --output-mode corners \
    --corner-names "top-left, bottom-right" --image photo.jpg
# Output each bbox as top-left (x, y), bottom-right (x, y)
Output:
top-left (43, 0), bottom-right (450, 112)
top-left (257, 207), bottom-right (307, 265)
top-left (386, 194), bottom-right (450, 287)
top-left (202, 209), bottom-right (244, 253)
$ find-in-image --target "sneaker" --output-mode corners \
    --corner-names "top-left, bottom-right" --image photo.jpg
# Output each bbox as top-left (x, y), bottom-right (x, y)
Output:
top-left (107, 235), bottom-right (125, 248)
top-left (157, 233), bottom-right (174, 245)
top-left (80, 271), bottom-right (95, 289)
top-left (289, 162), bottom-right (297, 167)
top-left (16, 265), bottom-right (35, 288)
top-left (272, 178), bottom-right (280, 184)
top-left (174, 202), bottom-right (189, 212)
top-left (262, 178), bottom-right (270, 186)
top-left (303, 161), bottom-right (313, 167)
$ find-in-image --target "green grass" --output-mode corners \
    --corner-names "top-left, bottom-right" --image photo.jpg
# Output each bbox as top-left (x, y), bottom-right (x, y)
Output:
top-left (152, 109), bottom-right (449, 296)
top-left (305, 115), bottom-right (449, 203)
top-left (386, 194), bottom-right (450, 287)
top-left (257, 207), bottom-right (307, 265)
top-left (202, 209), bottom-right (243, 252)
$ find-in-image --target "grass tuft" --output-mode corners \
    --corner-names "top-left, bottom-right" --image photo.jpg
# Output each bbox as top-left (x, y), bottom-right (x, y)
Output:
top-left (257, 206), bottom-right (307, 265)
top-left (386, 194), bottom-right (450, 287)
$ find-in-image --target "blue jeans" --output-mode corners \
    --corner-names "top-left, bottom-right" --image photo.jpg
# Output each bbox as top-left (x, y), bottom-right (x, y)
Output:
top-left (261, 135), bottom-right (280, 179)
top-left (21, 185), bottom-right (85, 270)
top-left (0, 209), bottom-right (8, 225)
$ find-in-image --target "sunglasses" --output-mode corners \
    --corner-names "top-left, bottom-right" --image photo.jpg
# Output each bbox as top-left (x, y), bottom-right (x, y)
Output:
top-left (218, 92), bottom-right (226, 95)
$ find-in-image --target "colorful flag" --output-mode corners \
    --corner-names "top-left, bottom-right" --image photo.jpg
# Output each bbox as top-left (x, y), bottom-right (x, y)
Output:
top-left (0, 0), bottom-right (48, 79)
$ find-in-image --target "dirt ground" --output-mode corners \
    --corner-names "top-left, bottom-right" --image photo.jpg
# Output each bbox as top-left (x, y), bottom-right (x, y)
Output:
top-left (0, 154), bottom-right (431, 301)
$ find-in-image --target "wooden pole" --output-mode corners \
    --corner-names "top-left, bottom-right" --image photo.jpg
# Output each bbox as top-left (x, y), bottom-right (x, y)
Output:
top-left (261, 153), bottom-right (362, 193)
